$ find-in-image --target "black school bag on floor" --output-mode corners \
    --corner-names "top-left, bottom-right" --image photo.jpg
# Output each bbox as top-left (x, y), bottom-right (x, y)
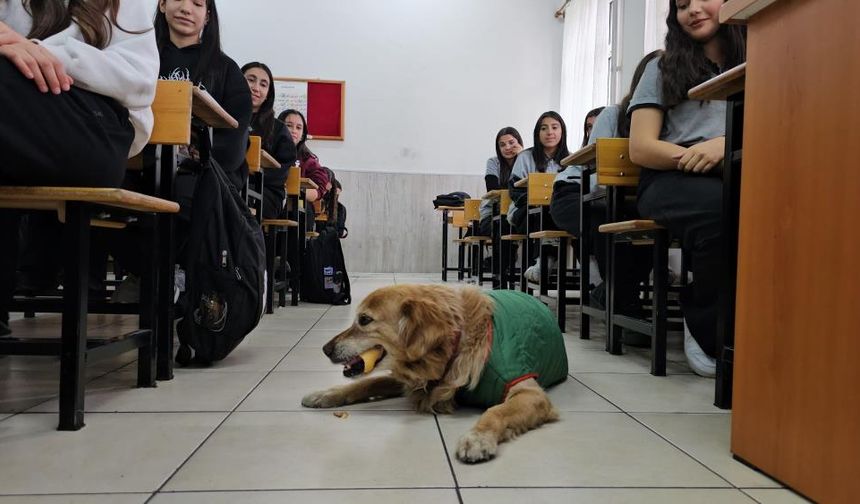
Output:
top-left (301, 226), bottom-right (351, 305)
top-left (175, 153), bottom-right (266, 366)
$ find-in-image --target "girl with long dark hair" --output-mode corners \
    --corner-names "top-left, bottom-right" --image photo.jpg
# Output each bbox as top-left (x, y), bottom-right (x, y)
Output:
top-left (506, 111), bottom-right (569, 281)
top-left (154, 0), bottom-right (251, 191)
top-left (478, 127), bottom-right (523, 235)
top-left (0, 0), bottom-right (159, 334)
top-left (507, 111), bottom-right (569, 230)
top-left (628, 0), bottom-right (745, 376)
top-left (278, 109), bottom-right (329, 202)
top-left (242, 61), bottom-right (296, 219)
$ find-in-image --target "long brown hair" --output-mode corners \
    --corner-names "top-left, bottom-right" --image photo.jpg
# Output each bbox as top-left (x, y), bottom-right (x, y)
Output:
top-left (26, 0), bottom-right (129, 49)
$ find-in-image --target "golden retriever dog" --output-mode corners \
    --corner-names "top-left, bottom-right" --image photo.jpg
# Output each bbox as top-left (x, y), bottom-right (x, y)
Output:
top-left (302, 284), bottom-right (569, 463)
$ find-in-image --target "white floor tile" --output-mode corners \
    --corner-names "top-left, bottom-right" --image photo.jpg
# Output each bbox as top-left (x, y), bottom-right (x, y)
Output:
top-left (460, 488), bottom-right (755, 504)
top-left (575, 373), bottom-right (726, 413)
top-left (438, 411), bottom-right (730, 488)
top-left (0, 371), bottom-right (65, 413)
top-left (151, 489), bottom-right (458, 503)
top-left (571, 347), bottom-right (692, 375)
top-left (743, 489), bottom-right (813, 503)
top-left (543, 376), bottom-right (621, 412)
top-left (0, 413), bottom-right (225, 494)
top-left (190, 345), bottom-right (289, 373)
top-left (311, 318), bottom-right (354, 331)
top-left (0, 495), bottom-right (150, 504)
top-left (256, 316), bottom-right (319, 332)
top-left (275, 346), bottom-right (341, 372)
top-left (241, 329), bottom-right (305, 348)
top-left (295, 329), bottom-right (342, 349)
top-left (29, 370), bottom-right (266, 413)
top-left (238, 371), bottom-right (414, 412)
top-left (163, 411), bottom-right (454, 491)
top-left (633, 413), bottom-right (781, 488)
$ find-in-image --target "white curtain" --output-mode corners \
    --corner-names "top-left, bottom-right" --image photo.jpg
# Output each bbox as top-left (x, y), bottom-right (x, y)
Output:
top-left (644, 0), bottom-right (671, 53)
top-left (559, 0), bottom-right (610, 142)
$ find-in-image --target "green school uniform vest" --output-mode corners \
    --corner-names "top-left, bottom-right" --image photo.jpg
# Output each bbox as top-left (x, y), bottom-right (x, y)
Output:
top-left (456, 290), bottom-right (569, 407)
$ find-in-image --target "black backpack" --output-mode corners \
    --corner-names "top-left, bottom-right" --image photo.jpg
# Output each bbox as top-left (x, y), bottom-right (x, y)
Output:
top-left (301, 226), bottom-right (351, 305)
top-left (175, 154), bottom-right (266, 366)
top-left (432, 191), bottom-right (470, 208)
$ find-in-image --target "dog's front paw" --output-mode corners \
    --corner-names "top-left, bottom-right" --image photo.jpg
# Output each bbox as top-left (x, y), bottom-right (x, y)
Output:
top-left (301, 389), bottom-right (346, 409)
top-left (456, 430), bottom-right (498, 464)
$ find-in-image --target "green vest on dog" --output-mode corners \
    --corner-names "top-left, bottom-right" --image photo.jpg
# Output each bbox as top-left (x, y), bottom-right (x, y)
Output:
top-left (456, 290), bottom-right (569, 407)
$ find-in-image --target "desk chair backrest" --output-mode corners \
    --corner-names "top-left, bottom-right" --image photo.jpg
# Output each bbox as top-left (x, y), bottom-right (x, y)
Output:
top-left (596, 138), bottom-right (641, 187)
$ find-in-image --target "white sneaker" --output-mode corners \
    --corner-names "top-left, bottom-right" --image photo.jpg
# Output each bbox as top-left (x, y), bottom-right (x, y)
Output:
top-left (524, 262), bottom-right (540, 282)
top-left (683, 319), bottom-right (716, 378)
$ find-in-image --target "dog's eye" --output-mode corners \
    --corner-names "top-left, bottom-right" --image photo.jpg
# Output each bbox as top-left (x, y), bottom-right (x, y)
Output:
top-left (358, 314), bottom-right (373, 326)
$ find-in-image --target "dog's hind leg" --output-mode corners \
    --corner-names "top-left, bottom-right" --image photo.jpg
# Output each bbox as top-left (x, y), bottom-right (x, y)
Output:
top-left (455, 378), bottom-right (558, 464)
top-left (302, 375), bottom-right (404, 409)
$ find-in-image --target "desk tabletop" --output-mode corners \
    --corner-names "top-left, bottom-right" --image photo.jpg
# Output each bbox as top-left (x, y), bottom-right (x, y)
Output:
top-left (513, 178), bottom-right (529, 188)
top-left (192, 87), bottom-right (238, 129)
top-left (720, 0), bottom-right (780, 23)
top-left (301, 178), bottom-right (318, 190)
top-left (561, 143), bottom-right (597, 167)
top-left (689, 63), bottom-right (746, 100)
top-left (482, 190), bottom-right (505, 200)
top-left (435, 205), bottom-right (462, 211)
top-left (261, 150), bottom-right (280, 169)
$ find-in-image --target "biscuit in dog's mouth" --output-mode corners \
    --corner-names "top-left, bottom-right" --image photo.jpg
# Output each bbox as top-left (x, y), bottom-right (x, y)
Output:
top-left (343, 345), bottom-right (386, 377)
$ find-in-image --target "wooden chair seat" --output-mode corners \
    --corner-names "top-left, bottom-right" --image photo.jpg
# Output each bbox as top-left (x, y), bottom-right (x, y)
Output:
top-left (529, 230), bottom-right (574, 240)
top-left (306, 231), bottom-right (320, 239)
top-left (464, 235), bottom-right (491, 243)
top-left (262, 218), bottom-right (299, 229)
top-left (500, 234), bottom-right (527, 241)
top-left (453, 238), bottom-right (469, 243)
top-left (0, 186), bottom-right (179, 214)
top-left (598, 220), bottom-right (662, 234)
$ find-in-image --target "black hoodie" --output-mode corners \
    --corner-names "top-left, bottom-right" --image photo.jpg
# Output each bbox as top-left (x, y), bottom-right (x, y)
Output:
top-left (159, 42), bottom-right (252, 191)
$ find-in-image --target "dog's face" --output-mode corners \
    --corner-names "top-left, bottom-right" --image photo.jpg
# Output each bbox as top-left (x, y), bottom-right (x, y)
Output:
top-left (322, 285), bottom-right (462, 383)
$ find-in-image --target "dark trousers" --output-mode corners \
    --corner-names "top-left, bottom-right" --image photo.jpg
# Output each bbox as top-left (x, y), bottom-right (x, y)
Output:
top-left (637, 171), bottom-right (721, 357)
top-left (0, 59), bottom-right (133, 323)
top-left (550, 182), bottom-right (652, 308)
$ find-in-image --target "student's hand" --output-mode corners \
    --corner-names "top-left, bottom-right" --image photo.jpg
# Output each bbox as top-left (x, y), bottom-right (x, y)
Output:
top-left (672, 137), bottom-right (725, 174)
top-left (0, 22), bottom-right (27, 46)
top-left (0, 40), bottom-right (73, 94)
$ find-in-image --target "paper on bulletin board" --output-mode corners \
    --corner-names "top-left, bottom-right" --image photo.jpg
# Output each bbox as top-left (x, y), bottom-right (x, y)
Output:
top-left (273, 80), bottom-right (308, 118)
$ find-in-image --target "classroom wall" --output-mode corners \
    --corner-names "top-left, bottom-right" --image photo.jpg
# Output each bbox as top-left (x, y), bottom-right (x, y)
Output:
top-left (147, 0), bottom-right (564, 176)
top-left (147, 0), bottom-right (564, 271)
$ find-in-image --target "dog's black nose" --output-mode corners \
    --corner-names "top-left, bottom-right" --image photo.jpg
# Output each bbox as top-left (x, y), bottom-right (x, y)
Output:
top-left (323, 340), bottom-right (335, 357)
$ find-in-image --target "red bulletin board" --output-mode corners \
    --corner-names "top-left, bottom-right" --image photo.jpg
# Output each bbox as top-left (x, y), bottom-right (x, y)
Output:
top-left (273, 78), bottom-right (345, 141)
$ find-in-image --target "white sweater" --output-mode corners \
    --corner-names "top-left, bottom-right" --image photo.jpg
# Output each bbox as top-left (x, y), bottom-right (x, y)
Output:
top-left (0, 1), bottom-right (159, 157)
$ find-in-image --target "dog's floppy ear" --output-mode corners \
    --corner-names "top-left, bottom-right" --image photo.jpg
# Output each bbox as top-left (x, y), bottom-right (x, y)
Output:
top-left (399, 296), bottom-right (458, 361)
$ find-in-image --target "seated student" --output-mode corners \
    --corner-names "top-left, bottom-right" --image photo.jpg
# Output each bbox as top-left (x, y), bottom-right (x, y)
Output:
top-left (478, 127), bottom-right (524, 237)
top-left (278, 109), bottom-right (329, 203)
top-left (628, 0), bottom-right (745, 376)
top-left (550, 50), bottom-right (662, 346)
top-left (508, 111), bottom-right (570, 281)
top-left (0, 0), bottom-right (159, 335)
top-left (155, 0), bottom-right (252, 193)
top-left (108, 0), bottom-right (252, 303)
top-left (242, 61), bottom-right (297, 219)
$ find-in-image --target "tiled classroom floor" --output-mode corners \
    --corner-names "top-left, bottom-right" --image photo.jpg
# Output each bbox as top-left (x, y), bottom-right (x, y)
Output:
top-left (0, 274), bottom-right (811, 503)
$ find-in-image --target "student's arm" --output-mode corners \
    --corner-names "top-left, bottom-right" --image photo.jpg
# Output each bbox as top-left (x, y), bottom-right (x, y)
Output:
top-left (628, 108), bottom-right (687, 170)
top-left (485, 157), bottom-right (501, 191)
top-left (39, 1), bottom-right (159, 110)
top-left (213, 61), bottom-right (253, 186)
top-left (629, 108), bottom-right (724, 173)
top-left (263, 123), bottom-right (296, 191)
top-left (302, 156), bottom-right (329, 202)
top-left (507, 152), bottom-right (529, 207)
